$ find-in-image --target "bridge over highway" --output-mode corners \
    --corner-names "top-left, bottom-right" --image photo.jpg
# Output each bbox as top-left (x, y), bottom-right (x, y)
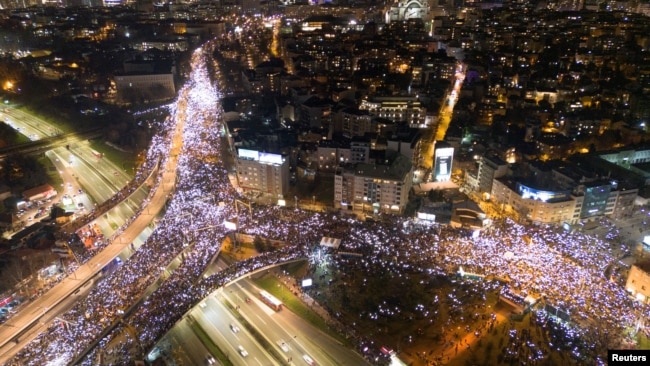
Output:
top-left (0, 128), bottom-right (103, 160)
top-left (71, 253), bottom-right (309, 364)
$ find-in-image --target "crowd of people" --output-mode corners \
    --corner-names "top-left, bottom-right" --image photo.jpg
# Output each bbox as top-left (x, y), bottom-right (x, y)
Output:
top-left (7, 37), bottom-right (650, 366)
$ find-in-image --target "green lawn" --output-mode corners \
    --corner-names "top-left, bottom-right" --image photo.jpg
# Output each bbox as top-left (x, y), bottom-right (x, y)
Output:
top-left (38, 155), bottom-right (64, 190)
top-left (638, 332), bottom-right (650, 349)
top-left (0, 122), bottom-right (30, 145)
top-left (254, 269), bottom-right (348, 345)
top-left (16, 104), bottom-right (72, 133)
top-left (190, 321), bottom-right (234, 366)
top-left (89, 140), bottom-right (138, 178)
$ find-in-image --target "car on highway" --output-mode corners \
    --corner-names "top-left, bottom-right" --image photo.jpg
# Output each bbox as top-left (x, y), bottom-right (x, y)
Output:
top-left (204, 355), bottom-right (216, 365)
top-left (302, 354), bottom-right (316, 365)
top-left (238, 345), bottom-right (248, 357)
top-left (229, 323), bottom-right (240, 333)
top-left (277, 340), bottom-right (290, 352)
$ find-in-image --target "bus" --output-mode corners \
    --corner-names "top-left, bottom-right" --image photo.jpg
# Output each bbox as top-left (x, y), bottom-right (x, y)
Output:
top-left (259, 290), bottom-right (282, 311)
top-left (91, 149), bottom-right (103, 159)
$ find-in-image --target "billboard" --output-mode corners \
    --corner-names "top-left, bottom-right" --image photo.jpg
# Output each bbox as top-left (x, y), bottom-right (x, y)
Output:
top-left (517, 183), bottom-right (571, 202)
top-left (238, 149), bottom-right (284, 165)
top-left (259, 152), bottom-right (283, 165)
top-left (434, 147), bottom-right (454, 181)
top-left (238, 148), bottom-right (259, 160)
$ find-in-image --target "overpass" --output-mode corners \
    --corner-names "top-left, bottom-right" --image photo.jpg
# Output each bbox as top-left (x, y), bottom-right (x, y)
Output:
top-left (0, 154), bottom-right (167, 364)
top-left (72, 250), bottom-right (309, 364)
top-left (0, 128), bottom-right (103, 160)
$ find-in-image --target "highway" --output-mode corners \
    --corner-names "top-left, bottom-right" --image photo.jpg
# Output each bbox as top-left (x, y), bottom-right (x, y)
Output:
top-left (1, 105), bottom-right (136, 238)
top-left (155, 274), bottom-right (369, 366)
top-left (1, 42), bottom-right (368, 366)
top-left (229, 279), bottom-right (367, 366)
top-left (190, 294), bottom-right (278, 366)
top-left (0, 98), bottom-right (184, 364)
top-left (0, 107), bottom-right (66, 140)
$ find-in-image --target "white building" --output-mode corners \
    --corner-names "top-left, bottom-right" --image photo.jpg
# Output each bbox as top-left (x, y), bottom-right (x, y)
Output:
top-left (235, 149), bottom-right (289, 198)
top-left (114, 73), bottom-right (175, 103)
top-left (334, 151), bottom-right (413, 214)
top-left (385, 0), bottom-right (428, 23)
top-left (491, 178), bottom-right (577, 224)
top-left (490, 176), bottom-right (637, 225)
top-left (359, 96), bottom-right (427, 127)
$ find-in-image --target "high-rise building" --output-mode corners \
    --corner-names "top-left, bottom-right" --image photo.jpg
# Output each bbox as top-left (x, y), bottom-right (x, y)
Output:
top-left (335, 151), bottom-right (413, 214)
top-left (477, 153), bottom-right (508, 196)
top-left (235, 148), bottom-right (290, 198)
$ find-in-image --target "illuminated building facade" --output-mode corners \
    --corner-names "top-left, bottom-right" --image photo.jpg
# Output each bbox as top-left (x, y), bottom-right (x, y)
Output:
top-left (235, 148), bottom-right (289, 197)
top-left (576, 182), bottom-right (612, 220)
top-left (477, 153), bottom-right (508, 196)
top-left (334, 151), bottom-right (413, 214)
top-left (626, 263), bottom-right (650, 304)
top-left (492, 178), bottom-right (576, 224)
top-left (385, 0), bottom-right (429, 23)
top-left (490, 174), bottom-right (637, 225)
top-left (359, 96), bottom-right (427, 127)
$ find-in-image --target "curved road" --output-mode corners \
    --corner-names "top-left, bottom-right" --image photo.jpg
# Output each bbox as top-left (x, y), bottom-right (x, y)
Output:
top-left (0, 101), bottom-right (184, 364)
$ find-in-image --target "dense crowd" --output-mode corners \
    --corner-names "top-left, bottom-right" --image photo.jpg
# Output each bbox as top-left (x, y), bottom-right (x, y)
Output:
top-left (7, 38), bottom-right (650, 366)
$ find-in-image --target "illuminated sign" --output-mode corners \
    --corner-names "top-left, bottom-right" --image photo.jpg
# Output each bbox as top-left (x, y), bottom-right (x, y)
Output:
top-left (517, 183), bottom-right (570, 202)
top-left (434, 147), bottom-right (454, 181)
top-left (238, 149), bottom-right (259, 160)
top-left (238, 149), bottom-right (284, 165)
top-left (417, 212), bottom-right (436, 221)
top-left (259, 152), bottom-right (283, 165)
top-left (302, 278), bottom-right (313, 287)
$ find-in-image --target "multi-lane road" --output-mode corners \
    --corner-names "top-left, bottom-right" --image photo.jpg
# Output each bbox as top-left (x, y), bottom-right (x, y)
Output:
top-left (156, 275), bottom-right (369, 366)
top-left (0, 103), bottom-right (184, 363)
top-left (1, 44), bottom-right (369, 366)
top-left (1, 106), bottom-right (137, 238)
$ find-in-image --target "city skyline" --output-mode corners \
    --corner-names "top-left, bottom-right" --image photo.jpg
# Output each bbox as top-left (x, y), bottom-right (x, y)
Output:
top-left (0, 1), bottom-right (650, 365)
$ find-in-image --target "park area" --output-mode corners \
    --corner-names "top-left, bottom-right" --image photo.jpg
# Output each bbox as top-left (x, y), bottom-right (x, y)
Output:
top-left (254, 257), bottom-right (605, 366)
top-left (221, 234), bottom-right (650, 366)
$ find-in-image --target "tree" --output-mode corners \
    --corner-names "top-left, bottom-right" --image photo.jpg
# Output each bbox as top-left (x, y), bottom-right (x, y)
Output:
top-left (265, 238), bottom-right (276, 252)
top-left (253, 236), bottom-right (266, 252)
